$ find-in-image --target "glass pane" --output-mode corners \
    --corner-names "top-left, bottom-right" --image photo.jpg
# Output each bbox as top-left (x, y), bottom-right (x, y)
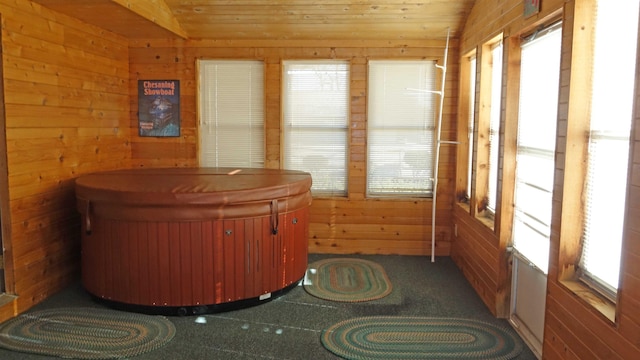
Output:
top-left (512, 24), bottom-right (562, 273)
top-left (467, 56), bottom-right (477, 199)
top-left (198, 60), bottom-right (265, 168)
top-left (487, 43), bottom-right (503, 211)
top-left (580, 0), bottom-right (639, 292)
top-left (582, 138), bottom-right (631, 289)
top-left (282, 61), bottom-right (349, 196)
top-left (367, 129), bottom-right (433, 194)
top-left (367, 60), bottom-right (436, 196)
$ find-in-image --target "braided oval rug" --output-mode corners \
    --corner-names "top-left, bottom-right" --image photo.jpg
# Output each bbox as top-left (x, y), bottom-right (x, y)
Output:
top-left (303, 258), bottom-right (392, 302)
top-left (321, 316), bottom-right (523, 360)
top-left (0, 307), bottom-right (175, 359)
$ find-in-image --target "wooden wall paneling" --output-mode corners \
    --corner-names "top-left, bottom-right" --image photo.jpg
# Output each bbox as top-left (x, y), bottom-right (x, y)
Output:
top-left (618, 4), bottom-right (640, 344)
top-left (129, 46), bottom-right (196, 168)
top-left (265, 60), bottom-right (282, 168)
top-left (492, 33), bottom-right (521, 318)
top-left (0, 0), bottom-right (131, 322)
top-left (543, 313), bottom-right (587, 360)
top-left (129, 40), bottom-right (457, 257)
top-left (546, 279), bottom-right (640, 360)
top-left (454, 205), bottom-right (499, 276)
top-left (451, 206), bottom-right (498, 314)
top-left (460, 0), bottom-right (640, 358)
top-left (0, 17), bottom-right (14, 297)
top-left (620, 227), bottom-right (640, 333)
top-left (110, 0), bottom-right (188, 38)
top-left (553, 0), bottom-right (591, 282)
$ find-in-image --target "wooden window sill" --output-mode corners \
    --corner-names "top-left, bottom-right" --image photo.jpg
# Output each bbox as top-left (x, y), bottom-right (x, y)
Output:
top-left (475, 212), bottom-right (495, 231)
top-left (560, 279), bottom-right (615, 323)
top-left (456, 201), bottom-right (470, 212)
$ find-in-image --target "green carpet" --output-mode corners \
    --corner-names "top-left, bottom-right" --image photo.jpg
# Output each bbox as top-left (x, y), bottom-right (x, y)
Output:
top-left (321, 316), bottom-right (524, 359)
top-left (0, 307), bottom-right (175, 359)
top-left (304, 258), bottom-right (392, 302)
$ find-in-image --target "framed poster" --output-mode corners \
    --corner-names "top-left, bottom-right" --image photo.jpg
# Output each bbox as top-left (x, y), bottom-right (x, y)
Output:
top-left (138, 80), bottom-right (180, 137)
top-left (524, 0), bottom-right (540, 18)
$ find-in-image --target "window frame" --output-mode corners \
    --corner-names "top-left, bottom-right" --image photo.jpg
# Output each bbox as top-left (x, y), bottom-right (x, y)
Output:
top-left (456, 50), bottom-right (478, 207)
top-left (578, 0), bottom-right (638, 302)
top-left (510, 21), bottom-right (563, 274)
top-left (557, 0), bottom-right (639, 323)
top-left (474, 34), bottom-right (504, 229)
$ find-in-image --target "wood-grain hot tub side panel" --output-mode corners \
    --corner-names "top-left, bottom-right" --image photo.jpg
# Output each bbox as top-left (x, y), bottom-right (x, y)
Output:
top-left (75, 168), bottom-right (312, 311)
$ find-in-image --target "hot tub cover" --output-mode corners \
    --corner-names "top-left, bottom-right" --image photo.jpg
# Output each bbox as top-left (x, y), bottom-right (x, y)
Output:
top-left (76, 167), bottom-right (312, 221)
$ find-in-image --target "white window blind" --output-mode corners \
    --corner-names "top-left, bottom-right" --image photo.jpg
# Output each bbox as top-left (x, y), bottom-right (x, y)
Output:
top-left (467, 55), bottom-right (477, 199)
top-left (512, 23), bottom-right (562, 273)
top-left (580, 0), bottom-right (639, 294)
top-left (282, 61), bottom-right (349, 196)
top-left (487, 42), bottom-right (503, 213)
top-left (198, 60), bottom-right (265, 167)
top-left (367, 60), bottom-right (436, 196)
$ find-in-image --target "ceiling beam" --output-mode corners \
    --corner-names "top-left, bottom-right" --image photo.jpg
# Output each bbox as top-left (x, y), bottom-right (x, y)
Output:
top-left (110, 0), bottom-right (189, 39)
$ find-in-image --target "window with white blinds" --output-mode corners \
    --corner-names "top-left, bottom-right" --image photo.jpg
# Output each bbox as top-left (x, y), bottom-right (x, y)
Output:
top-left (198, 60), bottom-right (265, 167)
top-left (579, 0), bottom-right (639, 295)
top-left (512, 23), bottom-right (562, 273)
top-left (282, 61), bottom-right (349, 196)
top-left (367, 60), bottom-right (436, 197)
top-left (487, 42), bottom-right (503, 213)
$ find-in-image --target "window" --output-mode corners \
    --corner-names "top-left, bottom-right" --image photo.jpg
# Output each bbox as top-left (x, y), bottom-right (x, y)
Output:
top-left (198, 60), bottom-right (265, 167)
top-left (466, 55), bottom-right (477, 200)
top-left (486, 42), bottom-right (503, 214)
top-left (456, 51), bottom-right (477, 203)
top-left (367, 60), bottom-right (436, 197)
top-left (282, 61), bottom-right (349, 196)
top-left (474, 34), bottom-right (503, 225)
top-left (512, 23), bottom-right (562, 273)
top-left (579, 0), bottom-right (639, 296)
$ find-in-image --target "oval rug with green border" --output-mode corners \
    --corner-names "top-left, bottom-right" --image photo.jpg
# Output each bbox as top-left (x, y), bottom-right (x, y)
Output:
top-left (303, 258), bottom-right (392, 302)
top-left (0, 307), bottom-right (175, 359)
top-left (321, 316), bottom-right (523, 359)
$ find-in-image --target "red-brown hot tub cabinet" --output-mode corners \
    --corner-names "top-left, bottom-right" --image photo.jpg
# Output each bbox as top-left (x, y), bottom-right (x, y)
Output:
top-left (75, 168), bottom-right (312, 315)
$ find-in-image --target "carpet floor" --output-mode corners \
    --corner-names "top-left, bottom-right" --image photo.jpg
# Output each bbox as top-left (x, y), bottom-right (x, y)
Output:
top-left (0, 255), bottom-right (538, 359)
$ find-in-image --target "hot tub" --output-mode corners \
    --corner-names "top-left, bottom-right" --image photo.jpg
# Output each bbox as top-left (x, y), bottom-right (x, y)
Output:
top-left (75, 167), bottom-right (312, 315)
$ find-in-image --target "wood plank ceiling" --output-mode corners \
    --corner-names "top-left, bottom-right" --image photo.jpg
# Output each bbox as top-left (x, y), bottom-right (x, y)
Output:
top-left (31, 0), bottom-right (476, 41)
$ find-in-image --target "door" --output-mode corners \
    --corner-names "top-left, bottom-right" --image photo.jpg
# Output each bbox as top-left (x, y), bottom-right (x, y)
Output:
top-left (509, 22), bottom-right (562, 358)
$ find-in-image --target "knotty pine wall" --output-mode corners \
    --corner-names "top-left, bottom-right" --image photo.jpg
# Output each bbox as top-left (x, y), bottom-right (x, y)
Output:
top-left (455, 0), bottom-right (640, 358)
top-left (0, 0), bottom-right (131, 321)
top-left (128, 39), bottom-right (459, 257)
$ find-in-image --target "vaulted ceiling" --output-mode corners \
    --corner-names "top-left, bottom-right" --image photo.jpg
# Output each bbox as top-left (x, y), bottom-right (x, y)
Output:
top-left (31, 0), bottom-right (476, 41)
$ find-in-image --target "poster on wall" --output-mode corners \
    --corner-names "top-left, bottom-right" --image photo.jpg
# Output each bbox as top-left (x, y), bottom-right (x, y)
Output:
top-left (138, 80), bottom-right (180, 137)
top-left (524, 0), bottom-right (540, 18)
